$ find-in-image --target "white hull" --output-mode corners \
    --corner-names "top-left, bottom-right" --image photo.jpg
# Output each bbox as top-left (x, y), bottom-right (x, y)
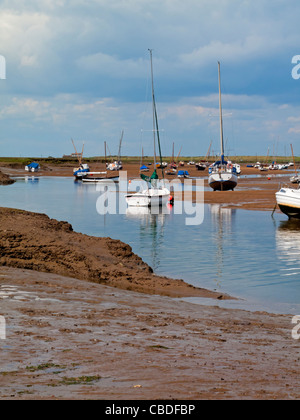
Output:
top-left (208, 171), bottom-right (238, 191)
top-left (82, 176), bottom-right (119, 183)
top-left (126, 187), bottom-right (170, 207)
top-left (290, 175), bottom-right (300, 184)
top-left (276, 188), bottom-right (300, 219)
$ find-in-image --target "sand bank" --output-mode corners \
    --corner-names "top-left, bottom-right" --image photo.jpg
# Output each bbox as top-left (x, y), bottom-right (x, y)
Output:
top-left (0, 169), bottom-right (15, 185)
top-left (0, 207), bottom-right (228, 300)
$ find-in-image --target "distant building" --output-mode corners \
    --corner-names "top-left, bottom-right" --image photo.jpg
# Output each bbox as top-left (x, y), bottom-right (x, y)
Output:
top-left (62, 153), bottom-right (81, 159)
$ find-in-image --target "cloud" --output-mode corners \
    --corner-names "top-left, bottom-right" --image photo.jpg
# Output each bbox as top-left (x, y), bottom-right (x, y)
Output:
top-left (1, 0), bottom-right (300, 156)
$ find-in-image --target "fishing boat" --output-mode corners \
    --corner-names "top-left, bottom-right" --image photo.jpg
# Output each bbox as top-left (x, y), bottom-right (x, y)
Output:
top-left (126, 49), bottom-right (170, 208)
top-left (208, 62), bottom-right (238, 191)
top-left (276, 186), bottom-right (300, 219)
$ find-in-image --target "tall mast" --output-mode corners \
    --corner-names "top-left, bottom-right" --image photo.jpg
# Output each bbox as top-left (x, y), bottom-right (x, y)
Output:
top-left (148, 49), bottom-right (164, 179)
top-left (117, 130), bottom-right (124, 162)
top-left (149, 49), bottom-right (156, 166)
top-left (291, 144), bottom-right (298, 177)
top-left (218, 61), bottom-right (225, 161)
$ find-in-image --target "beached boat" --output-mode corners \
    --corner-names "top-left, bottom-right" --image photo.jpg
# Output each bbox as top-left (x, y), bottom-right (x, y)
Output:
top-left (259, 164), bottom-right (268, 171)
top-left (25, 162), bottom-right (40, 173)
top-left (71, 140), bottom-right (91, 179)
top-left (195, 162), bottom-right (206, 171)
top-left (165, 143), bottom-right (177, 175)
top-left (290, 175), bottom-right (300, 184)
top-left (82, 142), bottom-right (119, 183)
top-left (233, 163), bottom-right (241, 175)
top-left (126, 49), bottom-right (170, 208)
top-left (276, 187), bottom-right (300, 219)
top-left (73, 163), bottom-right (90, 180)
top-left (208, 62), bottom-right (238, 191)
top-left (289, 144), bottom-right (299, 184)
top-left (140, 164), bottom-right (149, 172)
top-left (165, 167), bottom-right (177, 176)
top-left (178, 170), bottom-right (190, 178)
top-left (107, 130), bottom-right (123, 171)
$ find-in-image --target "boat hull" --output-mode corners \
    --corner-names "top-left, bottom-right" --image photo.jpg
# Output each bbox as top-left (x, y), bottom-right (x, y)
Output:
top-left (276, 188), bottom-right (300, 219)
top-left (208, 172), bottom-right (238, 191)
top-left (82, 176), bottom-right (119, 183)
top-left (195, 164), bottom-right (206, 171)
top-left (126, 188), bottom-right (170, 207)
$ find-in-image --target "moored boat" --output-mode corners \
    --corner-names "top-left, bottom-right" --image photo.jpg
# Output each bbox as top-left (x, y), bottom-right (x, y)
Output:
top-left (290, 175), bottom-right (300, 184)
top-left (82, 141), bottom-right (119, 183)
top-left (126, 49), bottom-right (170, 208)
top-left (195, 162), bottom-right (206, 171)
top-left (275, 187), bottom-right (300, 219)
top-left (208, 62), bottom-right (238, 191)
top-left (73, 163), bottom-right (90, 180)
top-left (178, 170), bottom-right (190, 178)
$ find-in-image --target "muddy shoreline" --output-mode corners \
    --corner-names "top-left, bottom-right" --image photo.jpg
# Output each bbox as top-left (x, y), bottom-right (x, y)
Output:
top-left (0, 164), bottom-right (299, 400)
top-left (0, 207), bottom-right (230, 300)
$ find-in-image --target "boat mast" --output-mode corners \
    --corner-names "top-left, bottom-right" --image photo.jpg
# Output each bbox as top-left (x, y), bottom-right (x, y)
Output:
top-left (149, 49), bottom-right (156, 166)
top-left (218, 61), bottom-right (225, 163)
top-left (149, 48), bottom-right (164, 179)
top-left (117, 130), bottom-right (124, 162)
top-left (291, 144), bottom-right (298, 177)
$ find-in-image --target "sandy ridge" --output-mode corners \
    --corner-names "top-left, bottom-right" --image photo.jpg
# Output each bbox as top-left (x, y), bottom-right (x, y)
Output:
top-left (0, 207), bottom-right (229, 300)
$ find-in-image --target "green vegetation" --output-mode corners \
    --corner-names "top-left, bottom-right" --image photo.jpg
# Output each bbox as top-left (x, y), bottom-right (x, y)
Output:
top-left (1, 155), bottom-right (299, 166)
top-left (58, 375), bottom-right (101, 385)
top-left (25, 363), bottom-right (66, 372)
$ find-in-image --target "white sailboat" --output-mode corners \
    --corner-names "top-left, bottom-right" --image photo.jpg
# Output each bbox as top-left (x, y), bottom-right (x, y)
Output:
top-left (276, 186), bottom-right (300, 219)
top-left (208, 62), bottom-right (238, 191)
top-left (126, 49), bottom-right (170, 207)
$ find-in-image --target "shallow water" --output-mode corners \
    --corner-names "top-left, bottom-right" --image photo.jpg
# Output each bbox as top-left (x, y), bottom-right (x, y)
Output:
top-left (0, 176), bottom-right (299, 314)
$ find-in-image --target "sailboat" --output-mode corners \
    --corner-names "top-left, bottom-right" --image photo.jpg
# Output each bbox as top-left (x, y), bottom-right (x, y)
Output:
top-left (208, 62), bottom-right (238, 191)
top-left (107, 130), bottom-right (124, 171)
top-left (290, 144), bottom-right (300, 184)
top-left (126, 49), bottom-right (170, 207)
top-left (139, 147), bottom-right (149, 172)
top-left (82, 141), bottom-right (119, 183)
top-left (72, 140), bottom-right (90, 180)
top-left (276, 186), bottom-right (300, 219)
top-left (165, 142), bottom-right (177, 175)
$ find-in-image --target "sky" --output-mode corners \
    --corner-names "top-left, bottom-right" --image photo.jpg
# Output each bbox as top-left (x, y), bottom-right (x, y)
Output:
top-left (0, 0), bottom-right (300, 158)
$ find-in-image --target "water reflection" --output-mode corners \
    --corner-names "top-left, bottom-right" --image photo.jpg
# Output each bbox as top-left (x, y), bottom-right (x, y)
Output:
top-left (209, 205), bottom-right (236, 289)
top-left (126, 206), bottom-right (170, 271)
top-left (276, 219), bottom-right (300, 278)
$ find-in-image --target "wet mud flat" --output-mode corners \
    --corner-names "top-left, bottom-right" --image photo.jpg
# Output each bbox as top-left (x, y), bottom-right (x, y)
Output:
top-left (0, 267), bottom-right (299, 400)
